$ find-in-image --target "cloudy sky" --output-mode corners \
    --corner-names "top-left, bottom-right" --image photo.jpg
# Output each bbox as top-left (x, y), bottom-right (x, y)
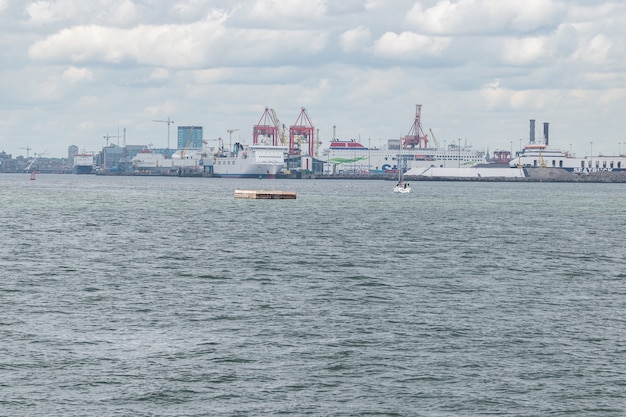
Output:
top-left (1, 0), bottom-right (625, 158)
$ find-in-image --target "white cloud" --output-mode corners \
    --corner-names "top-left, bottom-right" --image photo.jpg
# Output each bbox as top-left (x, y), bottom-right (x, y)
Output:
top-left (407, 0), bottom-right (566, 35)
top-left (26, 1), bottom-right (59, 25)
top-left (62, 66), bottom-right (93, 83)
top-left (501, 36), bottom-right (551, 66)
top-left (111, 0), bottom-right (140, 26)
top-left (172, 0), bottom-right (213, 19)
top-left (340, 26), bottom-right (371, 53)
top-left (574, 34), bottom-right (625, 67)
top-left (248, 0), bottom-right (326, 21)
top-left (150, 68), bottom-right (170, 81)
top-left (25, 0), bottom-right (143, 28)
top-left (480, 78), bottom-right (565, 111)
top-left (372, 31), bottom-right (450, 59)
top-left (27, 11), bottom-right (329, 69)
top-left (28, 17), bottom-right (225, 67)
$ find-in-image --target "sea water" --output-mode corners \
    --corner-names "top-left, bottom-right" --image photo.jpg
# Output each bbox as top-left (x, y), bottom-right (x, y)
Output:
top-left (1, 174), bottom-right (625, 416)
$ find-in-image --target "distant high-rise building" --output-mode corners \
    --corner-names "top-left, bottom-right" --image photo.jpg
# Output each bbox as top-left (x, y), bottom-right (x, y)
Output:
top-left (177, 126), bottom-right (203, 149)
top-left (68, 145), bottom-right (79, 165)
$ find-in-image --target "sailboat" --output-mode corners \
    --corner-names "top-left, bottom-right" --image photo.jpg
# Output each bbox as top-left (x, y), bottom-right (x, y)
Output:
top-left (393, 162), bottom-right (411, 193)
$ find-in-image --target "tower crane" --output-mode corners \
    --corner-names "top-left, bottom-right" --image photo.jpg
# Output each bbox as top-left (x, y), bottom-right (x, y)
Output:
top-left (19, 146), bottom-right (32, 158)
top-left (103, 133), bottom-right (120, 147)
top-left (153, 117), bottom-right (174, 149)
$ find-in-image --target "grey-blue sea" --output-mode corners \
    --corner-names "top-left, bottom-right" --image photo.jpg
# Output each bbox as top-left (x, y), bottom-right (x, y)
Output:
top-left (1, 173), bottom-right (625, 416)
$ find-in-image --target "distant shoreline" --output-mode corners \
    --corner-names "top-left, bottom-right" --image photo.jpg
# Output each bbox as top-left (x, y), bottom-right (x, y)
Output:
top-left (5, 168), bottom-right (626, 183)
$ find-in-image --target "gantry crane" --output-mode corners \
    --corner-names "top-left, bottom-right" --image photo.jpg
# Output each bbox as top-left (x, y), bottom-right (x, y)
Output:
top-left (402, 104), bottom-right (429, 149)
top-left (289, 108), bottom-right (315, 156)
top-left (253, 107), bottom-right (279, 145)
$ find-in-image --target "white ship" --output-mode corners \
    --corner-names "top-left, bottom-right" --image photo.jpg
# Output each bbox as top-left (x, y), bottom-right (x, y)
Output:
top-left (131, 149), bottom-right (205, 172)
top-left (510, 141), bottom-right (626, 173)
top-left (210, 142), bottom-right (287, 178)
top-left (131, 149), bottom-right (169, 169)
top-left (510, 120), bottom-right (626, 173)
top-left (73, 153), bottom-right (94, 174)
top-left (323, 105), bottom-right (485, 174)
top-left (324, 139), bottom-right (486, 174)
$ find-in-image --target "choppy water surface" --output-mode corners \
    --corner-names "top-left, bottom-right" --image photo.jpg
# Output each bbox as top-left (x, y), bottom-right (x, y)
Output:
top-left (1, 174), bottom-right (625, 416)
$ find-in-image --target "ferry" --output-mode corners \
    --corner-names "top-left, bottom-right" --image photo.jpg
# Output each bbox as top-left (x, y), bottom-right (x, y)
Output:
top-left (210, 142), bottom-right (287, 178)
top-left (131, 149), bottom-right (204, 172)
top-left (324, 139), bottom-right (486, 174)
top-left (73, 153), bottom-right (95, 174)
top-left (510, 141), bottom-right (626, 173)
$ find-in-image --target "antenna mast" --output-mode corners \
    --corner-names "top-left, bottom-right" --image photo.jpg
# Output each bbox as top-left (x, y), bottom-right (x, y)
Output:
top-left (227, 129), bottom-right (240, 151)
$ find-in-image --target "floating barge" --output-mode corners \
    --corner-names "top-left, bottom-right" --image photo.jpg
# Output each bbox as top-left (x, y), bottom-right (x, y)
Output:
top-left (234, 189), bottom-right (296, 199)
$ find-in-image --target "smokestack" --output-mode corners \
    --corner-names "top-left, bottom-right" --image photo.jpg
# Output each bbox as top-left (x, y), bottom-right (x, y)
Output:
top-left (543, 122), bottom-right (549, 146)
top-left (530, 119), bottom-right (536, 143)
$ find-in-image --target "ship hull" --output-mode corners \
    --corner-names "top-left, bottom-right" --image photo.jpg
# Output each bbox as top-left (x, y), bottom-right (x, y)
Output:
top-left (74, 165), bottom-right (93, 174)
top-left (212, 163), bottom-right (283, 178)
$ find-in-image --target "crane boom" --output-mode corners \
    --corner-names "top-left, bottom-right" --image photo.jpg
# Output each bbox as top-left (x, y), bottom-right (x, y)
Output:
top-left (271, 109), bottom-right (287, 146)
top-left (429, 128), bottom-right (440, 149)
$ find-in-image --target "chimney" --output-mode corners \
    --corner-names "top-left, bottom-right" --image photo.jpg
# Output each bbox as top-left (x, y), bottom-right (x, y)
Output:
top-left (543, 122), bottom-right (549, 146)
top-left (529, 119), bottom-right (536, 143)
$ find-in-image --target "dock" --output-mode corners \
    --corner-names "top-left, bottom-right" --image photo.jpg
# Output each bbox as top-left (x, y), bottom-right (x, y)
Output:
top-left (234, 189), bottom-right (297, 199)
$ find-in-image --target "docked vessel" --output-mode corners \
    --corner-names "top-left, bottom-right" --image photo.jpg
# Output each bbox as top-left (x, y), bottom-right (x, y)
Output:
top-left (510, 120), bottom-right (626, 173)
top-left (131, 149), bottom-right (168, 169)
top-left (210, 142), bottom-right (287, 178)
top-left (325, 139), bottom-right (486, 174)
top-left (510, 142), bottom-right (626, 173)
top-left (130, 148), bottom-right (205, 173)
top-left (73, 153), bottom-right (94, 174)
top-left (323, 105), bottom-right (485, 174)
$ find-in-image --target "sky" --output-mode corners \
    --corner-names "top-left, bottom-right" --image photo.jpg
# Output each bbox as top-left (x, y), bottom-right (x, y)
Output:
top-left (2, 0), bottom-right (626, 158)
